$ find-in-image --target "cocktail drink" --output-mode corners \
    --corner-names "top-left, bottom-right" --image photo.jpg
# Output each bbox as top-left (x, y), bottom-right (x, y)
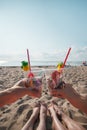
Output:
top-left (48, 48), bottom-right (71, 90)
top-left (25, 68), bottom-right (44, 88)
top-left (47, 69), bottom-right (64, 89)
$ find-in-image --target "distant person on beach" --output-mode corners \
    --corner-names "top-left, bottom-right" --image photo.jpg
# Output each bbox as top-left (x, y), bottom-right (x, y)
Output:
top-left (48, 79), bottom-right (87, 114)
top-left (22, 101), bottom-right (85, 130)
top-left (83, 61), bottom-right (87, 66)
top-left (0, 78), bottom-right (42, 107)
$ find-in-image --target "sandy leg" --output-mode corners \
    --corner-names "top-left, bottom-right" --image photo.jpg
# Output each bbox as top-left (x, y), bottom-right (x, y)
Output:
top-left (36, 103), bottom-right (47, 130)
top-left (22, 103), bottom-right (40, 130)
top-left (48, 103), bottom-right (67, 130)
top-left (53, 103), bottom-right (86, 130)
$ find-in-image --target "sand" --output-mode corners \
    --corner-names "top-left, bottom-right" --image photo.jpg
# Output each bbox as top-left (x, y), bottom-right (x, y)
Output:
top-left (0, 66), bottom-right (87, 130)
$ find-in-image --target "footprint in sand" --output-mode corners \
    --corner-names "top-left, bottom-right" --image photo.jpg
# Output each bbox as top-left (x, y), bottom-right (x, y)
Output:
top-left (17, 104), bottom-right (29, 115)
top-left (0, 126), bottom-right (7, 130)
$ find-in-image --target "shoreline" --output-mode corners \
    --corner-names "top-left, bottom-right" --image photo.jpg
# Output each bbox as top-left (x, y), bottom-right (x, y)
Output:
top-left (0, 64), bottom-right (85, 68)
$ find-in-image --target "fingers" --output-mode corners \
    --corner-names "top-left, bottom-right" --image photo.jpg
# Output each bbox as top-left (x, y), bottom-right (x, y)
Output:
top-left (55, 81), bottom-right (65, 89)
top-left (47, 78), bottom-right (56, 90)
top-left (48, 80), bottom-right (73, 98)
top-left (47, 78), bottom-right (65, 89)
top-left (24, 77), bottom-right (43, 88)
top-left (48, 85), bottom-right (64, 97)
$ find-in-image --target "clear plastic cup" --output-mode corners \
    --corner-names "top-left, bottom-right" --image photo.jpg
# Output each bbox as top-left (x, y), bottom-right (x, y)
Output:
top-left (44, 67), bottom-right (64, 90)
top-left (24, 67), bottom-right (45, 78)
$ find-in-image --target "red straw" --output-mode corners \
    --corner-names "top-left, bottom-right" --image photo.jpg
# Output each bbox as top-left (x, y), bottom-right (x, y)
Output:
top-left (27, 49), bottom-right (31, 71)
top-left (62, 48), bottom-right (71, 68)
top-left (58, 47), bottom-right (71, 78)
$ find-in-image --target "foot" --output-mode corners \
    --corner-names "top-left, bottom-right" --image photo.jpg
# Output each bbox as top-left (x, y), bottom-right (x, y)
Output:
top-left (40, 102), bottom-right (47, 118)
top-left (22, 102), bottom-right (40, 130)
top-left (31, 102), bottom-right (40, 115)
top-left (48, 102), bottom-right (57, 117)
top-left (48, 102), bottom-right (67, 130)
top-left (51, 101), bottom-right (63, 116)
top-left (51, 101), bottom-right (86, 130)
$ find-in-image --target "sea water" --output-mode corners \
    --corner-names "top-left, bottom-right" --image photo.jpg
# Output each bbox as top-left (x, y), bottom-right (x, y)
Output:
top-left (0, 60), bottom-right (86, 66)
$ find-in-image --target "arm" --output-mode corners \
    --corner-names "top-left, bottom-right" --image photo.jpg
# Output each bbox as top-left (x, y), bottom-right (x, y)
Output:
top-left (0, 78), bottom-right (42, 107)
top-left (48, 81), bottom-right (87, 114)
top-left (65, 87), bottom-right (87, 114)
top-left (0, 87), bottom-right (24, 107)
top-left (0, 86), bottom-right (41, 107)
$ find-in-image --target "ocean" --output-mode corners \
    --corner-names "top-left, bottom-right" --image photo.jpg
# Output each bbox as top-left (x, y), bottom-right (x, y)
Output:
top-left (0, 60), bottom-right (86, 66)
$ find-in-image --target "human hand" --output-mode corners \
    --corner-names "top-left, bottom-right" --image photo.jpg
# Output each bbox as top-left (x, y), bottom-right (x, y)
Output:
top-left (13, 77), bottom-right (43, 98)
top-left (47, 78), bottom-right (75, 99)
top-left (0, 78), bottom-right (43, 107)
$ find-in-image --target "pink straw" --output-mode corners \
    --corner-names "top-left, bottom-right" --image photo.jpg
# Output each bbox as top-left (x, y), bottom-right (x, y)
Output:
top-left (52, 48), bottom-right (71, 83)
top-left (27, 49), bottom-right (31, 71)
top-left (62, 48), bottom-right (71, 68)
top-left (58, 48), bottom-right (71, 78)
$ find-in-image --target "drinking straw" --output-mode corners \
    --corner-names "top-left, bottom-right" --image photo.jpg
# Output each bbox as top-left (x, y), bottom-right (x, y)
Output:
top-left (62, 47), bottom-right (71, 68)
top-left (59, 47), bottom-right (71, 77)
top-left (27, 49), bottom-right (31, 71)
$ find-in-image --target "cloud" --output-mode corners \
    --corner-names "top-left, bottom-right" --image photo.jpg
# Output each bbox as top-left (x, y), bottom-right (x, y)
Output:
top-left (0, 46), bottom-right (87, 64)
top-left (76, 47), bottom-right (87, 53)
top-left (30, 49), bottom-right (71, 61)
top-left (33, 46), bottom-right (87, 61)
top-left (0, 60), bottom-right (7, 65)
top-left (69, 46), bottom-right (87, 61)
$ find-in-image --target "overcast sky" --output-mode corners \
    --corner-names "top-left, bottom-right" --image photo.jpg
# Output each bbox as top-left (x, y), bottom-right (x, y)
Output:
top-left (0, 0), bottom-right (87, 64)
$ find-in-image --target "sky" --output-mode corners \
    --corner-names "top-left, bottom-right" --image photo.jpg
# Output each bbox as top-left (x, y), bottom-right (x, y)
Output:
top-left (0, 0), bottom-right (87, 65)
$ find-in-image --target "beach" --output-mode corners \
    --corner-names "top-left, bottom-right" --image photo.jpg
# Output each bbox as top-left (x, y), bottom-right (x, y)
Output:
top-left (0, 66), bottom-right (87, 130)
